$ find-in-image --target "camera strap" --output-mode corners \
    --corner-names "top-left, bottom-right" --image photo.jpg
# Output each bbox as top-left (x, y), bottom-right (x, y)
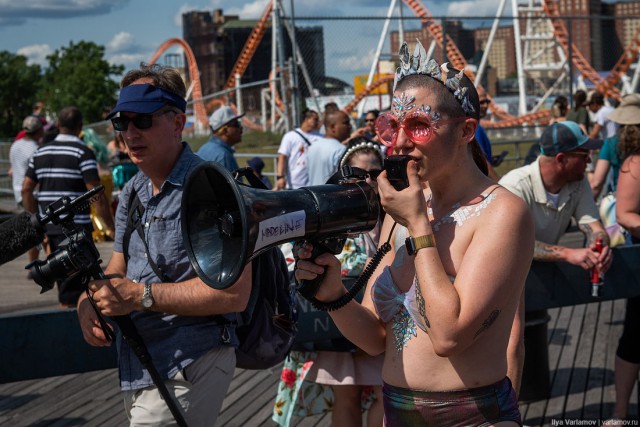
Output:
top-left (123, 187), bottom-right (170, 282)
top-left (294, 130), bottom-right (312, 146)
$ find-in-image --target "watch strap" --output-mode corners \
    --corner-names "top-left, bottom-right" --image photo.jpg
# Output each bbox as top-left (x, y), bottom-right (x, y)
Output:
top-left (142, 283), bottom-right (154, 310)
top-left (406, 234), bottom-right (436, 255)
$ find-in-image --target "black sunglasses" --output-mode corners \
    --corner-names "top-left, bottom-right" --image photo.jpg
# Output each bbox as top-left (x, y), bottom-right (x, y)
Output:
top-left (479, 100), bottom-right (491, 105)
top-left (111, 110), bottom-right (174, 132)
top-left (226, 120), bottom-right (242, 129)
top-left (349, 166), bottom-right (382, 180)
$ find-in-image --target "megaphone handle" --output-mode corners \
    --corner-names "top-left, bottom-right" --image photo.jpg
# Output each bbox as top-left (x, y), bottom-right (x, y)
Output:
top-left (296, 244), bottom-right (328, 301)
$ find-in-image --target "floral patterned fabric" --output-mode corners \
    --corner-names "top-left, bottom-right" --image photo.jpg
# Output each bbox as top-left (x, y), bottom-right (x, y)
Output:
top-left (272, 351), bottom-right (376, 426)
top-left (272, 234), bottom-right (378, 426)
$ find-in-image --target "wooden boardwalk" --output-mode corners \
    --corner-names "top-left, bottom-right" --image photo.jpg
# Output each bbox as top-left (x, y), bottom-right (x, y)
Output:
top-left (0, 242), bottom-right (638, 425)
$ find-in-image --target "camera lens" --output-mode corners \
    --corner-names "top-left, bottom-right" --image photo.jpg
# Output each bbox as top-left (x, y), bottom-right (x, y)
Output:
top-left (28, 249), bottom-right (79, 292)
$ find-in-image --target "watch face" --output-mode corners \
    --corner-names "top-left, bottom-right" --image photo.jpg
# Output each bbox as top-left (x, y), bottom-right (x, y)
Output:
top-left (405, 237), bottom-right (416, 256)
top-left (142, 297), bottom-right (153, 309)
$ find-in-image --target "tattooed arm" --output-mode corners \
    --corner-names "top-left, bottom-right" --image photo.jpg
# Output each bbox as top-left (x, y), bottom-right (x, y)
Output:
top-left (534, 220), bottom-right (612, 272)
top-left (533, 240), bottom-right (566, 262)
top-left (579, 220), bottom-right (613, 273)
top-left (578, 221), bottom-right (610, 247)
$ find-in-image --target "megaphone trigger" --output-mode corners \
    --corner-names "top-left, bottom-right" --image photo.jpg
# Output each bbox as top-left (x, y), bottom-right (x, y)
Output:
top-left (293, 237), bottom-right (345, 300)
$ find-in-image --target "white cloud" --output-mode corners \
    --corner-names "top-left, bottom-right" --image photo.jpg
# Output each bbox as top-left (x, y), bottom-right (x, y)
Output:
top-left (17, 44), bottom-right (51, 66)
top-left (107, 32), bottom-right (134, 53)
top-left (107, 52), bottom-right (148, 69)
top-left (224, 0), bottom-right (269, 20)
top-left (446, 0), bottom-right (512, 18)
top-left (0, 0), bottom-right (128, 20)
top-left (336, 48), bottom-right (376, 72)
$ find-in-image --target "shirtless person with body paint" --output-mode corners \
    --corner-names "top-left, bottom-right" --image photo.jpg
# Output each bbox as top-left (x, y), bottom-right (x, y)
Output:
top-left (295, 41), bottom-right (534, 426)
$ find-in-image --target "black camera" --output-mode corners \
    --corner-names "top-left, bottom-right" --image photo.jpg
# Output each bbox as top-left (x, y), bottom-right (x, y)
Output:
top-left (27, 228), bottom-right (101, 293)
top-left (385, 155), bottom-right (411, 191)
top-left (23, 186), bottom-right (106, 294)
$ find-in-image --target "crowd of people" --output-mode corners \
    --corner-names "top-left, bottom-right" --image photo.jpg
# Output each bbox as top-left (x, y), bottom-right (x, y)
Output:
top-left (6, 39), bottom-right (640, 425)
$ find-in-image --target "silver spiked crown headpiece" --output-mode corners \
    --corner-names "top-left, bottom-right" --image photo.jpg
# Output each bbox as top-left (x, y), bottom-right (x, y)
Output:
top-left (393, 40), bottom-right (477, 117)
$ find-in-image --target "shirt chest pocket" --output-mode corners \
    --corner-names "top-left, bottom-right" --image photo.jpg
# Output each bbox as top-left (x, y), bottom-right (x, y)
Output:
top-left (146, 218), bottom-right (185, 269)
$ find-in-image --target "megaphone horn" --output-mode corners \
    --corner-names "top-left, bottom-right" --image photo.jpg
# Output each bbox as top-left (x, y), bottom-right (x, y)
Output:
top-left (181, 161), bottom-right (379, 290)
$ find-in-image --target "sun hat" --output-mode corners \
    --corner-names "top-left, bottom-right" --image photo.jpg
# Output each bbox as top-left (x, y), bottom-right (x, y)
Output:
top-left (608, 93), bottom-right (640, 125)
top-left (539, 121), bottom-right (603, 156)
top-left (106, 84), bottom-right (187, 119)
top-left (209, 106), bottom-right (245, 133)
top-left (247, 156), bottom-right (265, 173)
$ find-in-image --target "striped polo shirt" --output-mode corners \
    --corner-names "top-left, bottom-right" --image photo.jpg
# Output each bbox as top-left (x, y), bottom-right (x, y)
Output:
top-left (25, 134), bottom-right (99, 235)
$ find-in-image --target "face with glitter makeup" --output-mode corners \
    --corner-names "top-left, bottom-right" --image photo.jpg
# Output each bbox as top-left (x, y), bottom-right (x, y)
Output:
top-left (375, 92), bottom-right (465, 149)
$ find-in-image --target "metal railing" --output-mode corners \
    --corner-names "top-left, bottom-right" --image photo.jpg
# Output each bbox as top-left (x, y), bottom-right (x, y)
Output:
top-left (0, 141), bottom-right (13, 201)
top-left (0, 138), bottom-right (539, 213)
top-left (235, 152), bottom-right (279, 188)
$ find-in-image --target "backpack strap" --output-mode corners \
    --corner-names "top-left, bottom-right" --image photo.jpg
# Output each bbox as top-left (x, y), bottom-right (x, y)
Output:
top-left (293, 130), bottom-right (312, 146)
top-left (123, 186), bottom-right (170, 282)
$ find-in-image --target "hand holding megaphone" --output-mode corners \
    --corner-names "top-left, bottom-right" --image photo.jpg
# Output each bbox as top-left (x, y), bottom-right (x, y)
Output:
top-left (293, 238), bottom-right (346, 301)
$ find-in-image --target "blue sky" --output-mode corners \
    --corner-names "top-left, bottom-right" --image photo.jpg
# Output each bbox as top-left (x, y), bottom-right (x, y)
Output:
top-left (0, 0), bottom-right (514, 77)
top-left (5, 0), bottom-right (622, 85)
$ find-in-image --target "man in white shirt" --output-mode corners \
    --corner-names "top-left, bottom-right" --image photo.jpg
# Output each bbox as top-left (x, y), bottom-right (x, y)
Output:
top-left (9, 115), bottom-right (44, 268)
top-left (275, 109), bottom-right (319, 189)
top-left (587, 91), bottom-right (619, 140)
top-left (307, 111), bottom-right (350, 186)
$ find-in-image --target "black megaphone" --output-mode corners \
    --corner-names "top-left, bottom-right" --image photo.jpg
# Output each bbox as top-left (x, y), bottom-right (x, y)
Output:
top-left (181, 162), bottom-right (380, 290)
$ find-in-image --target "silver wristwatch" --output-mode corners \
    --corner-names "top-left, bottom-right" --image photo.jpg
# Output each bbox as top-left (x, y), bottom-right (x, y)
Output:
top-left (141, 283), bottom-right (154, 310)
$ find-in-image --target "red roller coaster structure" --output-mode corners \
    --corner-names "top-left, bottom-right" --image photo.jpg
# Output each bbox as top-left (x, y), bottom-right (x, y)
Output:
top-left (148, 0), bottom-right (640, 130)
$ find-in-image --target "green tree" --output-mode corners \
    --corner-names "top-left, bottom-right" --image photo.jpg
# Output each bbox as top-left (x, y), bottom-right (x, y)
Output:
top-left (0, 51), bottom-right (41, 138)
top-left (40, 41), bottom-right (123, 124)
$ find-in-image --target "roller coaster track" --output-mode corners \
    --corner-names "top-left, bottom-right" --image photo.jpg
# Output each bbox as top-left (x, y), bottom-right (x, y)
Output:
top-left (150, 1), bottom-right (640, 131)
top-left (221, 1), bottom-right (285, 122)
top-left (148, 38), bottom-right (209, 128)
top-left (343, 75), bottom-right (394, 114)
top-left (224, 1), bottom-right (273, 90)
top-left (541, 0), bottom-right (621, 100)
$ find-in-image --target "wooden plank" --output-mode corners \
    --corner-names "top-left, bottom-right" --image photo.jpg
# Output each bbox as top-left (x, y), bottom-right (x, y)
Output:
top-left (46, 372), bottom-right (122, 426)
top-left (583, 300), bottom-right (613, 420)
top-left (218, 369), bottom-right (281, 426)
top-left (564, 301), bottom-right (599, 418)
top-left (0, 374), bottom-right (80, 422)
top-left (10, 369), bottom-right (115, 426)
top-left (522, 306), bottom-right (569, 426)
top-left (0, 375), bottom-right (68, 411)
top-left (0, 299), bottom-right (631, 426)
top-left (602, 299), bottom-right (627, 419)
top-left (543, 304), bottom-right (586, 425)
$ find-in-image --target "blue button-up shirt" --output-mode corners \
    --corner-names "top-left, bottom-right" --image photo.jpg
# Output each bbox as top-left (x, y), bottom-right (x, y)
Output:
top-left (113, 142), bottom-right (238, 390)
top-left (197, 135), bottom-right (239, 171)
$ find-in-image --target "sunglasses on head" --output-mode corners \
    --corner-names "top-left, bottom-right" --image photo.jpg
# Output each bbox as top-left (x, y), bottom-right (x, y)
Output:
top-left (111, 110), bottom-right (174, 132)
top-left (375, 110), bottom-right (467, 147)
